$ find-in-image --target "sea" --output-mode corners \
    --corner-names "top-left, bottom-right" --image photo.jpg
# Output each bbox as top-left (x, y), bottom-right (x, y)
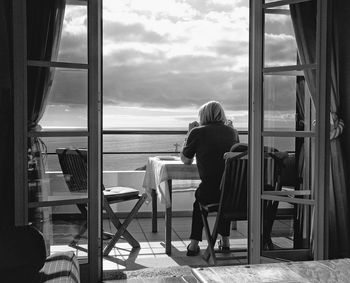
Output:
top-left (41, 129), bottom-right (294, 172)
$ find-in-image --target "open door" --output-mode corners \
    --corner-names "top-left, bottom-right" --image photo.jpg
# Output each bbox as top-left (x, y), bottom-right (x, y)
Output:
top-left (249, 0), bottom-right (330, 263)
top-left (13, 0), bottom-right (103, 281)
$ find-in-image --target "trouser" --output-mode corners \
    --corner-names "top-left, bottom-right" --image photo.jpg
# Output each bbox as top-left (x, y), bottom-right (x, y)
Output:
top-left (189, 188), bottom-right (231, 241)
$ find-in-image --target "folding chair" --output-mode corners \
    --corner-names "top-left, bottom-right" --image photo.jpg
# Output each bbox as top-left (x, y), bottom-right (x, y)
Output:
top-left (199, 143), bottom-right (249, 265)
top-left (56, 148), bottom-right (147, 256)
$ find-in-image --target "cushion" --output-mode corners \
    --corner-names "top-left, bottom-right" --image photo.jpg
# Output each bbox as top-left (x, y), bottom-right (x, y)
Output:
top-left (39, 252), bottom-right (80, 283)
top-left (103, 186), bottom-right (139, 198)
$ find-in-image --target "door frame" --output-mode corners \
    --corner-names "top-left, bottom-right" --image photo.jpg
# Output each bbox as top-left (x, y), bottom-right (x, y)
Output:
top-left (248, 0), bottom-right (330, 263)
top-left (12, 0), bottom-right (103, 281)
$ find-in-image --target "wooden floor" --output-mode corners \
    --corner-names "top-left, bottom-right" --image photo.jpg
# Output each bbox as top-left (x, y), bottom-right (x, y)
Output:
top-left (48, 215), bottom-right (294, 282)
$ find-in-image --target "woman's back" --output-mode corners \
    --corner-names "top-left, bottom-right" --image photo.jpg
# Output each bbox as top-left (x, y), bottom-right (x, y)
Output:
top-left (183, 122), bottom-right (239, 196)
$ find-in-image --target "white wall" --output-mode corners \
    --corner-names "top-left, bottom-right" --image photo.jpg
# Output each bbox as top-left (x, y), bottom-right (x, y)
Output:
top-left (49, 170), bottom-right (196, 215)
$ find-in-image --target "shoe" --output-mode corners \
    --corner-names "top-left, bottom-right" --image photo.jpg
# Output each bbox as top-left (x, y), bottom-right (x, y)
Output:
top-left (218, 240), bottom-right (230, 253)
top-left (186, 244), bottom-right (200, 256)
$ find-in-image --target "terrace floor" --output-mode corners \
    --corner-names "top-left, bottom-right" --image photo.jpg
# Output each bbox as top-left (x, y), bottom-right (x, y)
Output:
top-left (102, 216), bottom-right (250, 272)
top-left (49, 215), bottom-right (294, 282)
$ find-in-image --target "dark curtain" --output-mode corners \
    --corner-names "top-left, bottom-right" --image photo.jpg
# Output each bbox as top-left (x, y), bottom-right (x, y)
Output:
top-left (27, 0), bottom-right (65, 131)
top-left (0, 0), bottom-right (14, 226)
top-left (291, 1), bottom-right (350, 258)
top-left (26, 0), bottom-right (65, 250)
top-left (337, 0), bottom-right (350, 226)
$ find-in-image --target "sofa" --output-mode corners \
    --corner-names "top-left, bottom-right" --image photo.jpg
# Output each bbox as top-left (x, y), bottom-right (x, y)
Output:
top-left (0, 225), bottom-right (80, 283)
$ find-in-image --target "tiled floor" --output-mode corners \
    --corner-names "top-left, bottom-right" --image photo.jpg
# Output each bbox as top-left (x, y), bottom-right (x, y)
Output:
top-left (102, 216), bottom-right (249, 272)
top-left (49, 215), bottom-right (293, 276)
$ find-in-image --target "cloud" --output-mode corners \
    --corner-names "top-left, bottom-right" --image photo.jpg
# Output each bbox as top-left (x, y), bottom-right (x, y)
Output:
top-left (44, 0), bottom-right (263, 130)
top-left (102, 57), bottom-right (248, 110)
top-left (264, 34), bottom-right (298, 66)
top-left (103, 21), bottom-right (168, 44)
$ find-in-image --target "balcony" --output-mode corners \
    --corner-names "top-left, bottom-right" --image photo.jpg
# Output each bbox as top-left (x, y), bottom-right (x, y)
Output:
top-left (28, 130), bottom-right (296, 275)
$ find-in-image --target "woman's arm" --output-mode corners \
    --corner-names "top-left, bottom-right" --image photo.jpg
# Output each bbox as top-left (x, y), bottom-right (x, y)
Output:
top-left (180, 151), bottom-right (193, 165)
top-left (180, 121), bottom-right (198, 165)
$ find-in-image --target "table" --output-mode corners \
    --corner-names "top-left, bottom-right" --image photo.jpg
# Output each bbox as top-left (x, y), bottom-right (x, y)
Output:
top-left (143, 156), bottom-right (200, 254)
top-left (192, 258), bottom-right (350, 283)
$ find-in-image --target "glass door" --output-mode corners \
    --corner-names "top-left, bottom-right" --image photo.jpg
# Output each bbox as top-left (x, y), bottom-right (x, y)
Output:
top-left (13, 0), bottom-right (102, 281)
top-left (249, 0), bottom-right (330, 263)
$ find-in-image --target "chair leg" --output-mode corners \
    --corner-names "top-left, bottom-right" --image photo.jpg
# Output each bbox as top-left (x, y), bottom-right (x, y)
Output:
top-left (69, 221), bottom-right (87, 247)
top-left (200, 206), bottom-right (217, 265)
top-left (103, 194), bottom-right (147, 256)
top-left (70, 204), bottom-right (88, 247)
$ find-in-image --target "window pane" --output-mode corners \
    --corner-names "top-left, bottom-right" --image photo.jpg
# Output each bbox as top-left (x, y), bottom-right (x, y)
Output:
top-left (28, 67), bottom-right (88, 130)
top-left (29, 204), bottom-right (88, 260)
top-left (262, 200), bottom-right (313, 259)
top-left (263, 137), bottom-right (314, 195)
top-left (263, 74), bottom-right (315, 131)
top-left (264, 8), bottom-right (298, 67)
top-left (27, 0), bottom-right (87, 64)
top-left (28, 137), bottom-right (88, 203)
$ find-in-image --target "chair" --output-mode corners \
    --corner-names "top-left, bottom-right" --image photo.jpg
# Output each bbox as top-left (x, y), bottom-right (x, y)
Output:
top-left (56, 148), bottom-right (147, 256)
top-left (199, 143), bottom-right (282, 264)
top-left (199, 143), bottom-right (249, 265)
top-left (263, 152), bottom-right (305, 250)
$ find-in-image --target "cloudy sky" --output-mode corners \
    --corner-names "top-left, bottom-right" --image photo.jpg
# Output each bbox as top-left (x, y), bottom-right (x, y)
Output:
top-left (40, 0), bottom-right (298, 130)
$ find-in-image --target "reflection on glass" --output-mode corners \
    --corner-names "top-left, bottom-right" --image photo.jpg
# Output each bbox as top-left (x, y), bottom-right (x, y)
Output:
top-left (29, 204), bottom-right (88, 259)
top-left (27, 1), bottom-right (87, 64)
top-left (27, 67), bottom-right (88, 130)
top-left (28, 137), bottom-right (88, 203)
top-left (263, 74), bottom-right (315, 131)
top-left (262, 200), bottom-right (312, 257)
top-left (264, 8), bottom-right (298, 67)
top-left (262, 138), bottom-right (314, 260)
top-left (263, 136), bottom-right (314, 198)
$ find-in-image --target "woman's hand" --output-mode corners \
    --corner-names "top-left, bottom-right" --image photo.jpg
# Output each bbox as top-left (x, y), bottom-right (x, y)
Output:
top-left (226, 119), bottom-right (233, 128)
top-left (188, 121), bottom-right (199, 132)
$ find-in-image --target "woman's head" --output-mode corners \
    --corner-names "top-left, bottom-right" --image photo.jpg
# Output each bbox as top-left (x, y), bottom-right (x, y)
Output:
top-left (198, 101), bottom-right (227, 125)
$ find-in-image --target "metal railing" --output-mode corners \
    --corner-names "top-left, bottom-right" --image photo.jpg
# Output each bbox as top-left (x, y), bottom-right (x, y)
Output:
top-left (102, 129), bottom-right (248, 155)
top-left (43, 129), bottom-right (248, 155)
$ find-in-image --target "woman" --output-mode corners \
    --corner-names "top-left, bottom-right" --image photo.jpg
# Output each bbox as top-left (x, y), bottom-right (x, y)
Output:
top-left (181, 101), bottom-right (239, 256)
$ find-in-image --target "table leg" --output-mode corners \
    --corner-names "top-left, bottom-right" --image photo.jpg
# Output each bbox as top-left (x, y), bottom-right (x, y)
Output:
top-left (152, 190), bottom-right (157, 233)
top-left (165, 179), bottom-right (172, 255)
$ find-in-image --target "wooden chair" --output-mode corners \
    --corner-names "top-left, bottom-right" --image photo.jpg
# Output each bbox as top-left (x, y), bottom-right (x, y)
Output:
top-left (199, 143), bottom-right (249, 265)
top-left (56, 148), bottom-right (147, 256)
top-left (199, 143), bottom-right (282, 264)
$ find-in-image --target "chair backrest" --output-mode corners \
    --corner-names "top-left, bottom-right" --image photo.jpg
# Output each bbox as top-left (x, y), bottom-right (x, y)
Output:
top-left (270, 152), bottom-right (300, 190)
top-left (218, 143), bottom-right (248, 221)
top-left (56, 148), bottom-right (88, 193)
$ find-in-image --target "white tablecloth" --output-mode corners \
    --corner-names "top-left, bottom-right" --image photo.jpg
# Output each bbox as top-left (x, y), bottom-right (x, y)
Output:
top-left (142, 156), bottom-right (200, 207)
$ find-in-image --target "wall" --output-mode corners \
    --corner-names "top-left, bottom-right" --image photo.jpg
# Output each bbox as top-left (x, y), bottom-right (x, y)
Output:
top-left (50, 170), bottom-right (197, 216)
top-left (0, 0), bottom-right (14, 227)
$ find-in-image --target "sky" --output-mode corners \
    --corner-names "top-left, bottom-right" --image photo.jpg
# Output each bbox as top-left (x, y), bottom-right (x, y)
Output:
top-left (40, 0), bottom-right (298, 130)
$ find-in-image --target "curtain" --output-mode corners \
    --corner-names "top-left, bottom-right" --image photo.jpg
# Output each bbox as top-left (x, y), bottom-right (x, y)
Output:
top-left (26, 0), bottom-right (65, 184)
top-left (291, 1), bottom-right (350, 258)
top-left (27, 0), bottom-right (66, 130)
top-left (26, 0), bottom-right (65, 252)
top-left (0, 0), bottom-right (14, 226)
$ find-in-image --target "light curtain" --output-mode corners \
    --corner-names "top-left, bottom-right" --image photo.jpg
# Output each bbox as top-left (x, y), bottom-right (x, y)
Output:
top-left (290, 0), bottom-right (350, 258)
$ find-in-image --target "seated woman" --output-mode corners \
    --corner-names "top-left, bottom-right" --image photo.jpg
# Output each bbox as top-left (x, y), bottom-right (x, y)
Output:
top-left (181, 101), bottom-right (240, 256)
